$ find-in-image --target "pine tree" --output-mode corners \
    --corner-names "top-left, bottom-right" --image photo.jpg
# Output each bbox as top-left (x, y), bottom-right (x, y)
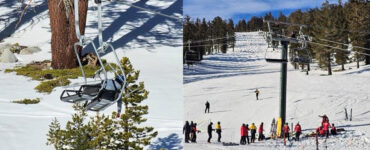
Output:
top-left (46, 57), bottom-right (157, 150)
top-left (48, 0), bottom-right (88, 69)
top-left (46, 118), bottom-right (64, 149)
top-left (114, 57), bottom-right (158, 150)
top-left (226, 19), bottom-right (235, 52)
top-left (311, 0), bottom-right (336, 75)
top-left (345, 1), bottom-right (370, 67)
top-left (333, 1), bottom-right (350, 71)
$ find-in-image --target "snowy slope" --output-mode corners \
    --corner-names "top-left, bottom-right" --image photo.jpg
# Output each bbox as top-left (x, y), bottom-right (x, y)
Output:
top-left (184, 32), bottom-right (370, 150)
top-left (0, 0), bottom-right (183, 149)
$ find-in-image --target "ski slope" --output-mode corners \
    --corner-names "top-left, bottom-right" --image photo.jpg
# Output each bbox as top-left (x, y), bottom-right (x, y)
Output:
top-left (0, 0), bottom-right (183, 149)
top-left (184, 32), bottom-right (370, 150)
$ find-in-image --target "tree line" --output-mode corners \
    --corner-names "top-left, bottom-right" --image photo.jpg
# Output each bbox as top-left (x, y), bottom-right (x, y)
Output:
top-left (183, 0), bottom-right (370, 75)
top-left (183, 16), bottom-right (236, 58)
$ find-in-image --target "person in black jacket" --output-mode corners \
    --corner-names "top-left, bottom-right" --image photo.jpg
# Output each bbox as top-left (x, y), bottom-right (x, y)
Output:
top-left (205, 101), bottom-right (210, 113)
top-left (183, 121), bottom-right (191, 143)
top-left (207, 122), bottom-right (214, 143)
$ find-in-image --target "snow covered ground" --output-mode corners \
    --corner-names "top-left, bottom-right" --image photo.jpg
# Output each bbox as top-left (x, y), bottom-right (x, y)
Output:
top-left (184, 32), bottom-right (370, 149)
top-left (0, 0), bottom-right (183, 149)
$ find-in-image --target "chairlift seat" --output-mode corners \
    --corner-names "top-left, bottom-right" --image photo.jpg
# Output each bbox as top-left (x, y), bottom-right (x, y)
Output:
top-left (266, 58), bottom-right (288, 63)
top-left (60, 83), bottom-right (102, 103)
top-left (84, 79), bottom-right (123, 111)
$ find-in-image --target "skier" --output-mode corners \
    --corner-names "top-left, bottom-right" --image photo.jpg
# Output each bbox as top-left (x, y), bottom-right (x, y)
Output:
top-left (323, 121), bottom-right (331, 138)
top-left (319, 114), bottom-right (329, 126)
top-left (240, 124), bottom-right (247, 145)
top-left (216, 121), bottom-right (222, 142)
top-left (255, 88), bottom-right (260, 100)
top-left (207, 122), bottom-right (214, 143)
top-left (245, 124), bottom-right (250, 144)
top-left (283, 123), bottom-right (290, 141)
top-left (258, 122), bottom-right (264, 141)
top-left (250, 123), bottom-right (257, 143)
top-left (205, 101), bottom-right (210, 113)
top-left (183, 121), bottom-right (191, 143)
top-left (331, 123), bottom-right (337, 135)
top-left (192, 123), bottom-right (199, 143)
top-left (294, 122), bottom-right (302, 141)
top-left (189, 121), bottom-right (194, 142)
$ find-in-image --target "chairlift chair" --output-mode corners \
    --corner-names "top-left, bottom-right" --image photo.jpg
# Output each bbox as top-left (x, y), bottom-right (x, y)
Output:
top-left (184, 50), bottom-right (201, 63)
top-left (60, 0), bottom-right (127, 112)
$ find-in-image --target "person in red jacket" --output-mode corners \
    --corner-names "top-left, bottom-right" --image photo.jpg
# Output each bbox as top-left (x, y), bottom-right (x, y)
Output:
top-left (283, 123), bottom-right (290, 141)
top-left (258, 122), bottom-right (264, 141)
top-left (319, 114), bottom-right (329, 126)
top-left (294, 122), bottom-right (301, 141)
top-left (323, 121), bottom-right (331, 138)
top-left (240, 124), bottom-right (247, 145)
top-left (331, 123), bottom-right (337, 135)
top-left (316, 126), bottom-right (324, 136)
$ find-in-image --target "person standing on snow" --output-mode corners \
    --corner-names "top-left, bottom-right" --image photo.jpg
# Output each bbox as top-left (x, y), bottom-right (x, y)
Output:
top-left (283, 123), bottom-right (290, 141)
top-left (207, 122), bottom-right (214, 143)
top-left (323, 121), bottom-right (331, 138)
top-left (216, 121), bottom-right (222, 142)
top-left (240, 124), bottom-right (247, 145)
top-left (319, 114), bottom-right (329, 126)
top-left (205, 101), bottom-right (210, 113)
top-left (183, 121), bottom-right (191, 143)
top-left (294, 122), bottom-right (302, 141)
top-left (258, 122), bottom-right (264, 141)
top-left (250, 123), bottom-right (257, 143)
top-left (189, 121), bottom-right (194, 141)
top-left (245, 124), bottom-right (250, 144)
top-left (191, 123), bottom-right (199, 143)
top-left (255, 88), bottom-right (260, 100)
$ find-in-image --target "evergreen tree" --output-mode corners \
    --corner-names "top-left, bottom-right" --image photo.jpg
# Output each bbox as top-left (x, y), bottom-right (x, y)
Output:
top-left (333, 1), bottom-right (350, 70)
top-left (311, 0), bottom-right (335, 75)
top-left (114, 57), bottom-right (158, 150)
top-left (345, 1), bottom-right (370, 67)
top-left (46, 57), bottom-right (157, 150)
top-left (227, 19), bottom-right (236, 51)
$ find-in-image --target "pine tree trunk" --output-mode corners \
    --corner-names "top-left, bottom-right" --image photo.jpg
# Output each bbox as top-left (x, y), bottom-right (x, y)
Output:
top-left (327, 52), bottom-right (332, 75)
top-left (357, 58), bottom-right (360, 69)
top-left (341, 64), bottom-right (345, 71)
top-left (48, 0), bottom-right (88, 69)
top-left (294, 63), bottom-right (298, 70)
top-left (124, 103), bottom-right (129, 150)
top-left (307, 63), bottom-right (310, 71)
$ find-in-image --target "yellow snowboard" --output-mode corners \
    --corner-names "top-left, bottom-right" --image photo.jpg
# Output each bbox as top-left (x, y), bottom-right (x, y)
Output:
top-left (276, 117), bottom-right (282, 137)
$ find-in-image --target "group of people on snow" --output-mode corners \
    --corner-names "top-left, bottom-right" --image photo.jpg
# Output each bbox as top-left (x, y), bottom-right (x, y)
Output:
top-left (207, 121), bottom-right (222, 143)
top-left (281, 122), bottom-right (302, 141)
top-left (316, 114), bottom-right (337, 137)
top-left (240, 122), bottom-right (261, 145)
top-left (183, 121), bottom-right (223, 143)
top-left (183, 121), bottom-right (200, 143)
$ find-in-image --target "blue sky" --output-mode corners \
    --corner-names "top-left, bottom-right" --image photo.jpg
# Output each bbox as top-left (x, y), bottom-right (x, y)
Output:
top-left (184, 0), bottom-right (348, 22)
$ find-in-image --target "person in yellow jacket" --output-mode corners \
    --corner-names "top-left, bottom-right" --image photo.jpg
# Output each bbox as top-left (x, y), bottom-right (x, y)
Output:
top-left (249, 123), bottom-right (257, 143)
top-left (255, 88), bottom-right (260, 100)
top-left (216, 121), bottom-right (222, 142)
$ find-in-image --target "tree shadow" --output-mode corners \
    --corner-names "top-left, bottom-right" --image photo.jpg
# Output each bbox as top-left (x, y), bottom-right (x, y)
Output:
top-left (83, 0), bottom-right (182, 55)
top-left (149, 133), bottom-right (183, 150)
top-left (0, 1), bottom-right (48, 40)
